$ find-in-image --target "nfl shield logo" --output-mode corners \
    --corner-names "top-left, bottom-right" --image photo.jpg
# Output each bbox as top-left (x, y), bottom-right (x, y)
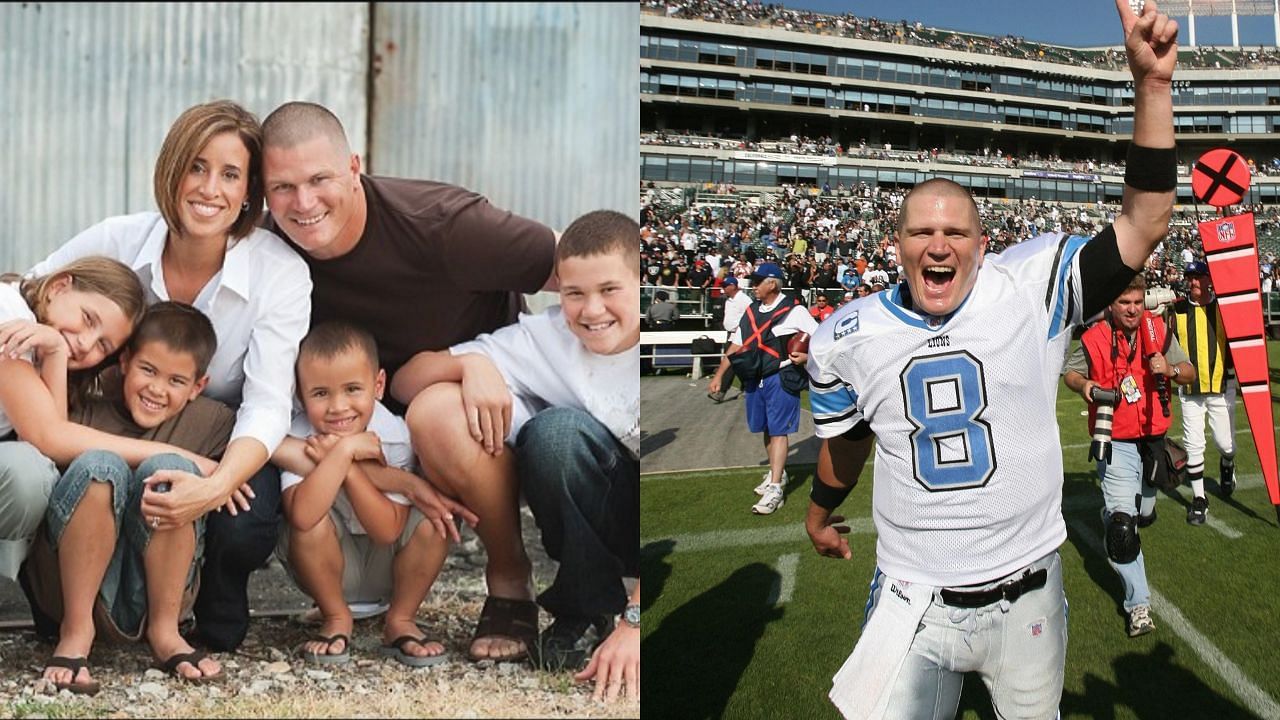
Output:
top-left (1218, 221), bottom-right (1236, 243)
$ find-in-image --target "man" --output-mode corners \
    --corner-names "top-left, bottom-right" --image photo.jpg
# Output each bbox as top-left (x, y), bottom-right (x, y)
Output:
top-left (1064, 276), bottom-right (1193, 636)
top-left (646, 290), bottom-right (679, 330)
top-left (260, 101), bottom-right (553, 663)
top-left (687, 259), bottom-right (712, 304)
top-left (810, 294), bottom-right (835, 322)
top-left (803, 3), bottom-right (1177, 715)
top-left (1171, 261), bottom-right (1237, 523)
top-left (707, 275), bottom-right (752, 403)
top-left (724, 263), bottom-right (817, 515)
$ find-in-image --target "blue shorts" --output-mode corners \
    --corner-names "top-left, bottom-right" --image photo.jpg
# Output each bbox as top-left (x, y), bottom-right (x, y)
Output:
top-left (45, 450), bottom-right (205, 640)
top-left (745, 373), bottom-right (800, 436)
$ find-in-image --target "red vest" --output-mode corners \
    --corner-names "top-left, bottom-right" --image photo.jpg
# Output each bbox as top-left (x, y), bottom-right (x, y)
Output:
top-left (1080, 313), bottom-right (1171, 440)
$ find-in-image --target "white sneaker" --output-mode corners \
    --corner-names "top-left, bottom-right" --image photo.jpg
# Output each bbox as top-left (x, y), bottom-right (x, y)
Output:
top-left (752, 484), bottom-right (785, 514)
top-left (1127, 604), bottom-right (1155, 637)
top-left (754, 470), bottom-right (789, 496)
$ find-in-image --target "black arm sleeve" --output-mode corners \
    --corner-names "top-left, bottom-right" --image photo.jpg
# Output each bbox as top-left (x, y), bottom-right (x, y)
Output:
top-left (1079, 225), bottom-right (1138, 320)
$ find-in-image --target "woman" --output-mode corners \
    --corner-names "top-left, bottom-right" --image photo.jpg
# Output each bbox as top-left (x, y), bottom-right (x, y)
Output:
top-left (28, 100), bottom-right (312, 657)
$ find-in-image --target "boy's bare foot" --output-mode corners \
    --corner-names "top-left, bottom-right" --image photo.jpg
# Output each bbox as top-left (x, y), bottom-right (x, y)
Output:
top-left (302, 612), bottom-right (353, 659)
top-left (383, 618), bottom-right (445, 660)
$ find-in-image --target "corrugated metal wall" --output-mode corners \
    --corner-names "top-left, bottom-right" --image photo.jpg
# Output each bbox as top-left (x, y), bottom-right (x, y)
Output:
top-left (1, 2), bottom-right (638, 274)
top-left (371, 3), bottom-right (640, 231)
top-left (0, 2), bottom-right (368, 272)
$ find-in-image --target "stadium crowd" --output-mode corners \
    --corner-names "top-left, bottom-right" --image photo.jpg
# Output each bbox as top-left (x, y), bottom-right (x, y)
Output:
top-left (642, 0), bottom-right (1280, 70)
top-left (641, 181), bottom-right (1280, 317)
top-left (641, 131), bottom-right (1280, 179)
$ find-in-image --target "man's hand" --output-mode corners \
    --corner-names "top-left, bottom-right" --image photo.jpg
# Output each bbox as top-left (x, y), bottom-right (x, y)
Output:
top-left (788, 350), bottom-right (808, 366)
top-left (1147, 351), bottom-right (1174, 377)
top-left (1080, 378), bottom-right (1099, 403)
top-left (707, 376), bottom-right (722, 394)
top-left (459, 355), bottom-right (513, 456)
top-left (574, 624), bottom-right (639, 703)
top-left (1117, 0), bottom-right (1178, 87)
top-left (806, 509), bottom-right (852, 560)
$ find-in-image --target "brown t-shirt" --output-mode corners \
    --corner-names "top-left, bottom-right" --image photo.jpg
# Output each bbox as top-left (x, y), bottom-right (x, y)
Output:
top-left (71, 379), bottom-right (236, 460)
top-left (266, 176), bottom-right (556, 411)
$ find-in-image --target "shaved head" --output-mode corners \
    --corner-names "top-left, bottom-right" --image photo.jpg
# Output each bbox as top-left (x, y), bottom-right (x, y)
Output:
top-left (897, 178), bottom-right (981, 236)
top-left (261, 101), bottom-right (351, 156)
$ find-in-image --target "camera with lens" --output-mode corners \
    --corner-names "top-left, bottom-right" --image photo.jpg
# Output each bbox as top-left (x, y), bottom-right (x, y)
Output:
top-left (1144, 287), bottom-right (1176, 313)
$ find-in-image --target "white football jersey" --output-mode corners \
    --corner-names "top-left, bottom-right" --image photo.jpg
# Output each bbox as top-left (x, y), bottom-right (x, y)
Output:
top-left (808, 232), bottom-right (1088, 587)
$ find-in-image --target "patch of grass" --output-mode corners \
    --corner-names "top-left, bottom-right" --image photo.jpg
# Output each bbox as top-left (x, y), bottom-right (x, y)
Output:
top-left (641, 341), bottom-right (1280, 719)
top-left (7, 698), bottom-right (111, 719)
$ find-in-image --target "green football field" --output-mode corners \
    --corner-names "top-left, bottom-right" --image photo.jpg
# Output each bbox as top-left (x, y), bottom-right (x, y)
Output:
top-left (641, 344), bottom-right (1280, 720)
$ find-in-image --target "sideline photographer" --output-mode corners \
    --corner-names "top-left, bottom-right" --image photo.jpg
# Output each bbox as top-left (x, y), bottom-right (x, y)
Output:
top-left (1064, 274), bottom-right (1193, 638)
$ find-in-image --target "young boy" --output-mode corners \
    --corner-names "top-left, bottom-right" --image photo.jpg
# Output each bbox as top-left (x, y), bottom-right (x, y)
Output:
top-left (272, 321), bottom-right (449, 668)
top-left (27, 301), bottom-right (234, 693)
top-left (390, 209), bottom-right (640, 701)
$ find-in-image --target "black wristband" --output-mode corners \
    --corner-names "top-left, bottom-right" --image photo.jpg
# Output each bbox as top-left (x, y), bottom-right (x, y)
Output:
top-left (810, 477), bottom-right (854, 511)
top-left (1124, 144), bottom-right (1177, 192)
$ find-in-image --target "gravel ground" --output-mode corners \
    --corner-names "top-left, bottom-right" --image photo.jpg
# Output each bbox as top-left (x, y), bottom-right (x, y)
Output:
top-left (0, 509), bottom-right (639, 718)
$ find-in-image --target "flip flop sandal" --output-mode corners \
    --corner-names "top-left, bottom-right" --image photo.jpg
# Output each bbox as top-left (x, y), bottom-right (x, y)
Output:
top-left (298, 633), bottom-right (351, 665)
top-left (153, 650), bottom-right (224, 684)
top-left (44, 656), bottom-right (101, 696)
top-left (378, 635), bottom-right (448, 668)
top-left (468, 596), bottom-right (539, 662)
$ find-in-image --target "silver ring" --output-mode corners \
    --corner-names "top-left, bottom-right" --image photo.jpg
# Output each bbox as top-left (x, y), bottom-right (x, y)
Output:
top-left (151, 516), bottom-right (160, 529)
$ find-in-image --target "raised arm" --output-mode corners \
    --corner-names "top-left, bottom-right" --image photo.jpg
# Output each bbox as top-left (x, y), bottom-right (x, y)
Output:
top-left (1113, 0), bottom-right (1178, 270)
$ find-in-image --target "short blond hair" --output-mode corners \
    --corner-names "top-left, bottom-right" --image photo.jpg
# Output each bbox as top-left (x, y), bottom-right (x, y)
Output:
top-left (154, 100), bottom-right (265, 242)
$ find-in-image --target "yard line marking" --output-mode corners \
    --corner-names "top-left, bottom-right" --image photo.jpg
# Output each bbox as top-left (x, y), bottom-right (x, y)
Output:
top-left (1204, 513), bottom-right (1244, 539)
top-left (767, 553), bottom-right (800, 605)
top-left (642, 465), bottom-right (769, 479)
top-left (641, 518), bottom-right (876, 554)
top-left (1066, 519), bottom-right (1280, 720)
top-left (1062, 423), bottom-right (1279, 453)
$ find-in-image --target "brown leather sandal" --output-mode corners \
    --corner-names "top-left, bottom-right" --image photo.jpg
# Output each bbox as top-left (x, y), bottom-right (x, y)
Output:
top-left (468, 596), bottom-right (539, 662)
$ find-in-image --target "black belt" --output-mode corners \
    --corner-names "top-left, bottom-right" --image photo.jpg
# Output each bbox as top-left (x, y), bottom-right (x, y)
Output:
top-left (939, 568), bottom-right (1048, 609)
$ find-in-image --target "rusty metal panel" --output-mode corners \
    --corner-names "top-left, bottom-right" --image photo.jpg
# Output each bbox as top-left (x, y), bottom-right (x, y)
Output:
top-left (1, 2), bottom-right (368, 272)
top-left (371, 2), bottom-right (640, 233)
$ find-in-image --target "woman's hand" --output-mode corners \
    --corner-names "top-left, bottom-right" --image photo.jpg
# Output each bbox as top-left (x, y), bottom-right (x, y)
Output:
top-left (140, 469), bottom-right (226, 529)
top-left (0, 320), bottom-right (69, 362)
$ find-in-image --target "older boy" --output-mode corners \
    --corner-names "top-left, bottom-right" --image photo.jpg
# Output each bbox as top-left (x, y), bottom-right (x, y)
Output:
top-left (27, 302), bottom-right (234, 692)
top-left (273, 322), bottom-right (450, 667)
top-left (391, 209), bottom-right (640, 701)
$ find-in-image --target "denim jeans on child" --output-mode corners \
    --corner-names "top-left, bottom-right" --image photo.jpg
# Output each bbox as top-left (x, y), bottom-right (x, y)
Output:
top-left (517, 407), bottom-right (638, 620)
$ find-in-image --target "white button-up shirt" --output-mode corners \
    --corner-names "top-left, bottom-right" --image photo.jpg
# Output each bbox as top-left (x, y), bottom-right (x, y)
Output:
top-left (30, 211), bottom-right (311, 454)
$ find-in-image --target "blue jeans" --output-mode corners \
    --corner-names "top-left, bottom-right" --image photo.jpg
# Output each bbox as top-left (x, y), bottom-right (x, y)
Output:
top-left (1097, 440), bottom-right (1153, 611)
top-left (193, 462), bottom-right (281, 651)
top-left (45, 450), bottom-right (204, 638)
top-left (517, 407), bottom-right (638, 620)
